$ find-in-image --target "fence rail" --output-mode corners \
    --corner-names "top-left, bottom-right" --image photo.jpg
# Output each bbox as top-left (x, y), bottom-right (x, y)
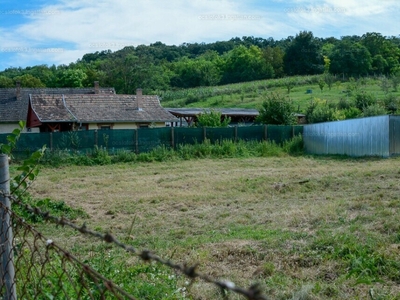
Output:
top-left (0, 125), bottom-right (303, 155)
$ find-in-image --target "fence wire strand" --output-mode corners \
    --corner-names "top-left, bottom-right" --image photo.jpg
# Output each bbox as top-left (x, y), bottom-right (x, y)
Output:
top-left (0, 190), bottom-right (269, 300)
top-left (0, 201), bottom-right (137, 299)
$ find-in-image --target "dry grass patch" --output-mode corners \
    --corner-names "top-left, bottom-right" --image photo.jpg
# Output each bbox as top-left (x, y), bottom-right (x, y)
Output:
top-left (29, 156), bottom-right (400, 299)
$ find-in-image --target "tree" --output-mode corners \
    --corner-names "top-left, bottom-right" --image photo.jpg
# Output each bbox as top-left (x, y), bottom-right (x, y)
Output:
top-left (221, 45), bottom-right (274, 84)
top-left (13, 74), bottom-right (45, 87)
top-left (197, 110), bottom-right (231, 127)
top-left (57, 69), bottom-right (88, 87)
top-left (283, 31), bottom-right (324, 76)
top-left (361, 32), bottom-right (400, 74)
top-left (263, 46), bottom-right (284, 77)
top-left (324, 73), bottom-right (335, 90)
top-left (256, 93), bottom-right (296, 125)
top-left (0, 76), bottom-right (14, 88)
top-left (329, 41), bottom-right (372, 77)
top-left (170, 54), bottom-right (222, 88)
top-left (318, 79), bottom-right (325, 93)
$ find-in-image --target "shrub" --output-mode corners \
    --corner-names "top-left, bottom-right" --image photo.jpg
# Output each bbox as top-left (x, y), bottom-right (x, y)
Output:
top-left (362, 104), bottom-right (387, 117)
top-left (257, 92), bottom-right (296, 125)
top-left (343, 107), bottom-right (361, 119)
top-left (283, 135), bottom-right (304, 155)
top-left (111, 150), bottom-right (137, 163)
top-left (337, 97), bottom-right (353, 110)
top-left (92, 146), bottom-right (111, 165)
top-left (185, 93), bottom-right (201, 104)
top-left (383, 93), bottom-right (399, 114)
top-left (254, 141), bottom-right (285, 157)
top-left (354, 92), bottom-right (376, 110)
top-left (306, 100), bottom-right (336, 123)
top-left (197, 109), bottom-right (231, 127)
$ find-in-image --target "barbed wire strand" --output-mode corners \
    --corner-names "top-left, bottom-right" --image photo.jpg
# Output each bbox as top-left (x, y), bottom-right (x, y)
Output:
top-left (0, 190), bottom-right (269, 300)
top-left (0, 201), bottom-right (137, 300)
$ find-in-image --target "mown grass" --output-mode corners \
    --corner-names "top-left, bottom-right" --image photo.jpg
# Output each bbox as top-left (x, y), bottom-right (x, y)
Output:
top-left (24, 153), bottom-right (400, 299)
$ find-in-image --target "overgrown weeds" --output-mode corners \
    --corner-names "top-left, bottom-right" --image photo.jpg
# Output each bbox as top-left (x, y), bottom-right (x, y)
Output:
top-left (39, 137), bottom-right (304, 166)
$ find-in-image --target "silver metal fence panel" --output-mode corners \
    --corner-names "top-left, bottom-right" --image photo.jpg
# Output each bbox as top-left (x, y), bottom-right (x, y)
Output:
top-left (389, 116), bottom-right (400, 156)
top-left (304, 116), bottom-right (390, 157)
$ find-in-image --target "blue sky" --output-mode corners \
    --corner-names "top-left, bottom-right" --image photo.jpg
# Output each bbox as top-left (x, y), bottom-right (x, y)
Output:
top-left (0, 0), bottom-right (399, 71)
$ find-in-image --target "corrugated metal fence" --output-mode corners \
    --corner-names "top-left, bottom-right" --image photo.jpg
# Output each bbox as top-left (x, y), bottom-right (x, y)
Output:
top-left (0, 125), bottom-right (303, 155)
top-left (304, 115), bottom-right (400, 157)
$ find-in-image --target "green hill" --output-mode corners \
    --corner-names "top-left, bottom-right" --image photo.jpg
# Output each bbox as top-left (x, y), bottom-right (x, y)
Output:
top-left (159, 75), bottom-right (400, 115)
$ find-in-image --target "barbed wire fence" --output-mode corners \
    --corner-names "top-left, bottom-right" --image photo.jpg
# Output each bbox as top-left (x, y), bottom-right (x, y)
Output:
top-left (0, 155), bottom-right (269, 300)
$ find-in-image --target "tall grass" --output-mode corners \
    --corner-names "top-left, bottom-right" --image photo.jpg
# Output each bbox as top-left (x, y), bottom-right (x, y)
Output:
top-left (40, 137), bottom-right (304, 167)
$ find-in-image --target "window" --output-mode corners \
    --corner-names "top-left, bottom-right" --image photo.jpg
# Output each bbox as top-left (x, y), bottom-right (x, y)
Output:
top-left (100, 125), bottom-right (111, 130)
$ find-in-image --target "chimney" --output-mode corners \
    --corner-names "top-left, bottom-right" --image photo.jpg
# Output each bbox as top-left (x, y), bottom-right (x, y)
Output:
top-left (16, 81), bottom-right (21, 100)
top-left (136, 88), bottom-right (142, 110)
top-left (94, 81), bottom-right (100, 94)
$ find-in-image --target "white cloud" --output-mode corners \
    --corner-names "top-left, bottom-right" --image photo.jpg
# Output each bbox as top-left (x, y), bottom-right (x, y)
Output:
top-left (0, 0), bottom-right (399, 69)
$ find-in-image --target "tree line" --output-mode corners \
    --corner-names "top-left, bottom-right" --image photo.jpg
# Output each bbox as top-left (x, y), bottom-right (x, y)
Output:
top-left (0, 31), bottom-right (399, 93)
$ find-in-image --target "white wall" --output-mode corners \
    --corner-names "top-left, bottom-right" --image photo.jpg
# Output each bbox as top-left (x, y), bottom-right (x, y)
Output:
top-left (0, 123), bottom-right (40, 133)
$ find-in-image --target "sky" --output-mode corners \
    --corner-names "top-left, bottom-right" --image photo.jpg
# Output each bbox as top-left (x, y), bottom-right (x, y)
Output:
top-left (0, 0), bottom-right (399, 71)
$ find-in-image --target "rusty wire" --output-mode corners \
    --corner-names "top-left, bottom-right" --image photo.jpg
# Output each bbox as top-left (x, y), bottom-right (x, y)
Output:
top-left (0, 201), bottom-right (137, 299)
top-left (0, 190), bottom-right (269, 300)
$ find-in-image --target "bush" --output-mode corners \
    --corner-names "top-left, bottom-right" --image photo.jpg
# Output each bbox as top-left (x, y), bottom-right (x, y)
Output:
top-left (257, 92), bottom-right (296, 125)
top-left (92, 146), bottom-right (111, 165)
top-left (197, 109), bottom-right (231, 127)
top-left (283, 135), bottom-right (304, 155)
top-left (306, 100), bottom-right (336, 123)
top-left (354, 92), bottom-right (376, 110)
top-left (337, 97), bottom-right (353, 110)
top-left (383, 93), bottom-right (399, 114)
top-left (362, 104), bottom-right (387, 117)
top-left (111, 150), bottom-right (137, 163)
top-left (343, 107), bottom-right (361, 119)
top-left (185, 93), bottom-right (201, 104)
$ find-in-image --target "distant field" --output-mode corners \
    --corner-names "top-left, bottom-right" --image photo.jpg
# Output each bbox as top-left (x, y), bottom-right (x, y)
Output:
top-left (30, 156), bottom-right (400, 299)
top-left (159, 76), bottom-right (400, 113)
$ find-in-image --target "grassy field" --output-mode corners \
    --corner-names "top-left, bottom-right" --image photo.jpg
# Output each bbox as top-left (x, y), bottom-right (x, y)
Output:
top-left (159, 75), bottom-right (400, 113)
top-left (27, 155), bottom-right (400, 299)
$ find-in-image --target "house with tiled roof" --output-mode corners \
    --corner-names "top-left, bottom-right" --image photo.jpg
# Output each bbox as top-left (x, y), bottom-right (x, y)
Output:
top-left (27, 88), bottom-right (178, 132)
top-left (0, 81), bottom-right (115, 133)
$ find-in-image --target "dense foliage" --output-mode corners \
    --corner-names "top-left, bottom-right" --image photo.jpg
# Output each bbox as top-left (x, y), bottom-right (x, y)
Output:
top-left (257, 93), bottom-right (297, 125)
top-left (1, 32), bottom-right (399, 94)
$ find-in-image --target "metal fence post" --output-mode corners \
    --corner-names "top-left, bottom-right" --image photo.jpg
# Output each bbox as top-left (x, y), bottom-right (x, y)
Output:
top-left (0, 154), bottom-right (17, 300)
top-left (135, 129), bottom-right (139, 154)
top-left (264, 125), bottom-right (268, 141)
top-left (171, 127), bottom-right (175, 149)
top-left (49, 132), bottom-right (53, 151)
top-left (94, 130), bottom-right (98, 147)
top-left (234, 126), bottom-right (238, 143)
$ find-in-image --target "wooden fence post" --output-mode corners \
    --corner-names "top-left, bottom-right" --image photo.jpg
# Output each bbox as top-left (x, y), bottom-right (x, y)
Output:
top-left (0, 154), bottom-right (17, 300)
top-left (49, 132), bottom-right (53, 151)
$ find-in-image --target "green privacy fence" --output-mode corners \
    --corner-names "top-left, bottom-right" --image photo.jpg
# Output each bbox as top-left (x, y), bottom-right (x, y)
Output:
top-left (0, 125), bottom-right (303, 154)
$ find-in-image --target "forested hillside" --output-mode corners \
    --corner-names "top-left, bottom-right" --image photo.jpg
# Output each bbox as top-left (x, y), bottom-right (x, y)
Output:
top-left (0, 31), bottom-right (399, 94)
